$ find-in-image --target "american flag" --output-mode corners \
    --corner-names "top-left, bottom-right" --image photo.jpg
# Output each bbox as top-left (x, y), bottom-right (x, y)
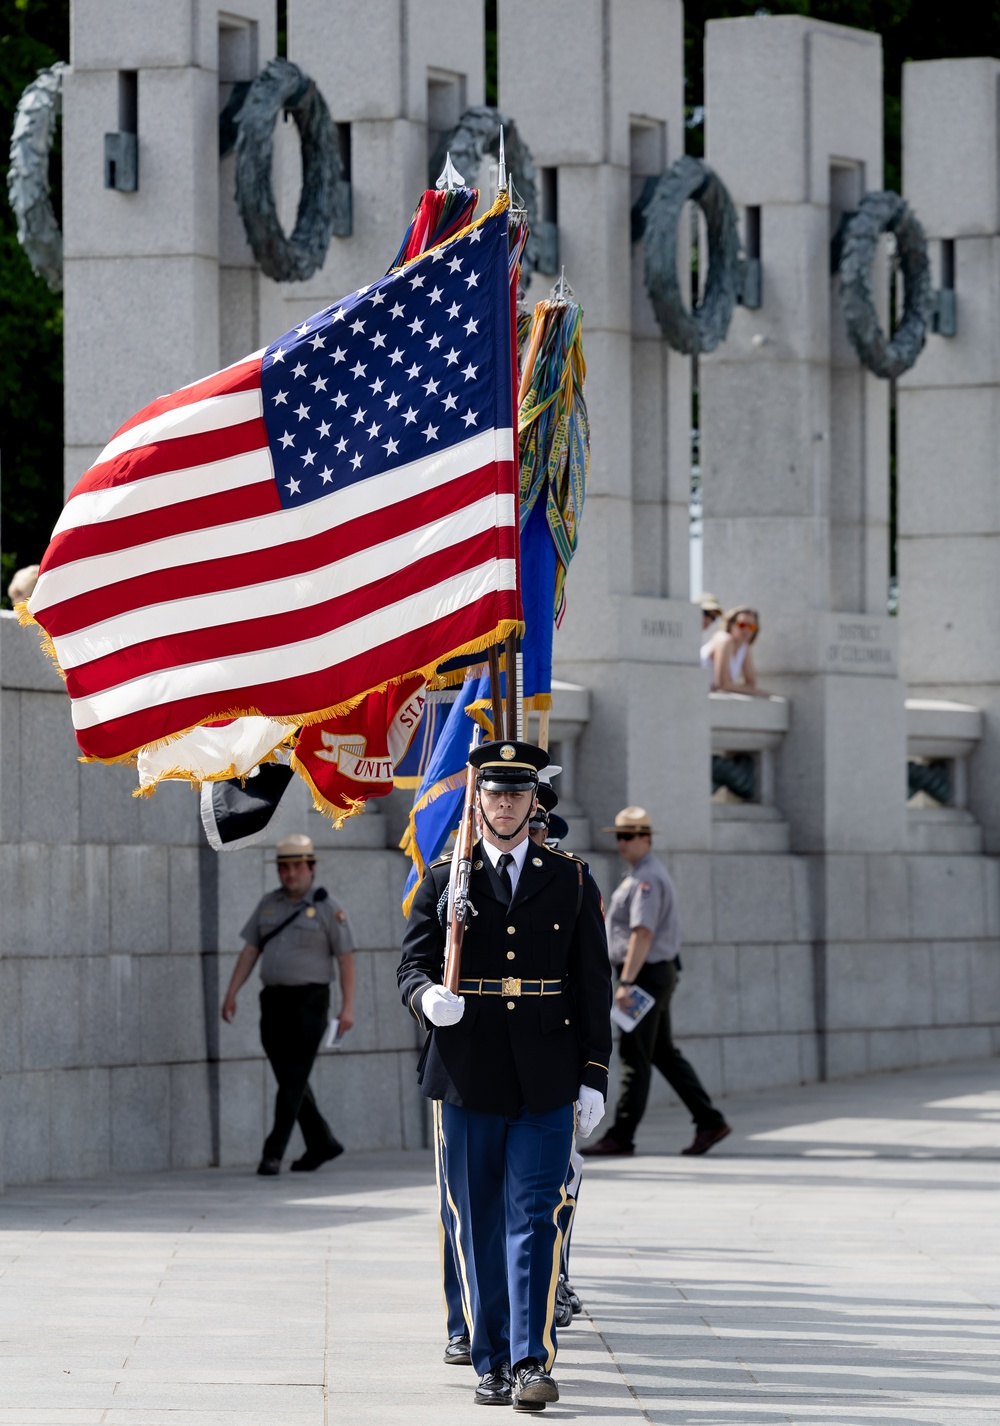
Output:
top-left (28, 204), bottom-right (519, 765)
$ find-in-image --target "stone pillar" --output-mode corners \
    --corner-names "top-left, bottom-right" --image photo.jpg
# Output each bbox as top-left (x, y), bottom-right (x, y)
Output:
top-left (273, 0), bottom-right (485, 336)
top-left (63, 0), bottom-right (275, 493)
top-left (898, 59), bottom-right (1000, 853)
top-left (498, 0), bottom-right (709, 850)
top-left (702, 14), bottom-right (906, 855)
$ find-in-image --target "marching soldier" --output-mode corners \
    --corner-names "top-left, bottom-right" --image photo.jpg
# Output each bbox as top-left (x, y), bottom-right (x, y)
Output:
top-left (398, 740), bottom-right (612, 1411)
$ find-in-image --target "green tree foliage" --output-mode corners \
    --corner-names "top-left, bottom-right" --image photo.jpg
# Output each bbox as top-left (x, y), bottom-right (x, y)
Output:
top-left (1, 0), bottom-right (68, 602)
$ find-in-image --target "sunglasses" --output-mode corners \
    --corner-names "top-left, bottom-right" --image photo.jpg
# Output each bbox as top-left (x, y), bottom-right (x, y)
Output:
top-left (616, 831), bottom-right (642, 841)
top-left (735, 619), bottom-right (757, 631)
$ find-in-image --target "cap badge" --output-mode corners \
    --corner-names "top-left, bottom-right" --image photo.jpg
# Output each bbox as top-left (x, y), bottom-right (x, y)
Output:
top-left (500, 744), bottom-right (516, 760)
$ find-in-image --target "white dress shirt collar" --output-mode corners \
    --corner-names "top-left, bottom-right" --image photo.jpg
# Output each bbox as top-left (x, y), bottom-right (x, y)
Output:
top-left (481, 835), bottom-right (530, 896)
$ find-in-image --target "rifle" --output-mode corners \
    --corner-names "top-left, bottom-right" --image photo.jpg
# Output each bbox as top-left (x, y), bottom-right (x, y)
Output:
top-left (443, 729), bottom-right (480, 994)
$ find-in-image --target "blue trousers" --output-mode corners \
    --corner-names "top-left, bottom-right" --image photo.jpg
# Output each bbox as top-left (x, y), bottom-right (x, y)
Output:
top-left (433, 1101), bottom-right (470, 1338)
top-left (441, 1100), bottom-right (574, 1375)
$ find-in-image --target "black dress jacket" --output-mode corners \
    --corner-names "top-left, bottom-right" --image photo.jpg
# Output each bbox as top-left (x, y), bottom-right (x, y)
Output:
top-left (397, 840), bottom-right (613, 1115)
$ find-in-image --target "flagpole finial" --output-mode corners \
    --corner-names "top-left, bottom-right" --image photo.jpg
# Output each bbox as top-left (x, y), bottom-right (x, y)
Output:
top-left (435, 151), bottom-right (466, 191)
top-left (551, 266), bottom-right (574, 302)
top-left (497, 126), bottom-right (508, 193)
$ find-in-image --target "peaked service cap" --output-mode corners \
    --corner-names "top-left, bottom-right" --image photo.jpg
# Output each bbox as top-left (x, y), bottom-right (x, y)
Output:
top-left (535, 783), bottom-right (559, 814)
top-left (470, 739), bottom-right (549, 791)
top-left (546, 812), bottom-right (570, 843)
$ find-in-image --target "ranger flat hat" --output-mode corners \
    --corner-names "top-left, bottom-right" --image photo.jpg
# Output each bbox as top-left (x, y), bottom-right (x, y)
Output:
top-left (470, 739), bottom-right (549, 791)
top-left (602, 805), bottom-right (659, 835)
top-left (275, 833), bottom-right (316, 861)
top-left (698, 592), bottom-right (723, 616)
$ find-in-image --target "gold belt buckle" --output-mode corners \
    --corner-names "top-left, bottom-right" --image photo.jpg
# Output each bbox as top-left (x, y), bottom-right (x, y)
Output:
top-left (501, 976), bottom-right (522, 997)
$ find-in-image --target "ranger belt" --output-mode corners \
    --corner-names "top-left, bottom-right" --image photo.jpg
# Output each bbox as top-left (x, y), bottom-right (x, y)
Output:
top-left (458, 977), bottom-right (563, 997)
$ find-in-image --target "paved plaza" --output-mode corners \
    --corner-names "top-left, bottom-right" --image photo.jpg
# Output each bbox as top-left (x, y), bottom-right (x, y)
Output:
top-left (1, 1058), bottom-right (998, 1425)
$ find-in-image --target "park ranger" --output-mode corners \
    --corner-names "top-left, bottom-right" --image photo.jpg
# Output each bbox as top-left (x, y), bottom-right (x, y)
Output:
top-left (222, 833), bottom-right (356, 1176)
top-left (398, 740), bottom-right (612, 1411)
top-left (582, 807), bottom-right (731, 1159)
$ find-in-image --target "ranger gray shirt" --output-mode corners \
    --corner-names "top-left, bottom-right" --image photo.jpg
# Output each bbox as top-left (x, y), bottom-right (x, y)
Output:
top-left (605, 852), bottom-right (680, 967)
top-left (240, 887), bottom-right (356, 987)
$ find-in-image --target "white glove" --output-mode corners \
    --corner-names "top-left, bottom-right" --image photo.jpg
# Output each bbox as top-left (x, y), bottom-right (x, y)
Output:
top-left (575, 1086), bottom-right (606, 1138)
top-left (421, 984), bottom-right (466, 1027)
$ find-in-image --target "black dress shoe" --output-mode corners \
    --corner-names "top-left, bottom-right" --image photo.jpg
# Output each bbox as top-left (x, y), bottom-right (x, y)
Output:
top-left (554, 1278), bottom-right (574, 1327)
top-left (474, 1363), bottom-right (512, 1405)
top-left (444, 1332), bottom-right (472, 1365)
top-left (564, 1279), bottom-right (582, 1314)
top-left (512, 1360), bottom-right (559, 1411)
top-left (256, 1157), bottom-right (281, 1176)
top-left (681, 1122), bottom-right (731, 1156)
top-left (290, 1139), bottom-right (344, 1172)
top-left (579, 1132), bottom-right (633, 1157)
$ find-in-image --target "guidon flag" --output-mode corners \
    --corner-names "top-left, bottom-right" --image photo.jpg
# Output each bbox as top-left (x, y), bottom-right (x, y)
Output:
top-left (24, 195), bottom-right (520, 798)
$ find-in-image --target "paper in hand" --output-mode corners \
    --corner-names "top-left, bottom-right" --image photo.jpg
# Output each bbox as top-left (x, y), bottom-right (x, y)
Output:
top-left (322, 1016), bottom-right (342, 1050)
top-left (610, 984), bottom-right (656, 1034)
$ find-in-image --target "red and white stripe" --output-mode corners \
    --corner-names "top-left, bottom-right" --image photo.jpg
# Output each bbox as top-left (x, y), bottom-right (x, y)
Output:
top-left (30, 356), bottom-right (518, 762)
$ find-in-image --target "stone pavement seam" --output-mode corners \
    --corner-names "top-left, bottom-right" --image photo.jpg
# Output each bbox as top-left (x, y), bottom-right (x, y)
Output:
top-left (580, 1305), bottom-right (655, 1422)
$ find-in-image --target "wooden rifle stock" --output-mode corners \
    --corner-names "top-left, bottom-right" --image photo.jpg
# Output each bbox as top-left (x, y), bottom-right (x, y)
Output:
top-left (443, 759), bottom-right (478, 994)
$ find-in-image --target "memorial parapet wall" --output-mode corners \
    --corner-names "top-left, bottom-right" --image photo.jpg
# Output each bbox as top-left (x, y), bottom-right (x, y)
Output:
top-left (1, 0), bottom-right (997, 1187)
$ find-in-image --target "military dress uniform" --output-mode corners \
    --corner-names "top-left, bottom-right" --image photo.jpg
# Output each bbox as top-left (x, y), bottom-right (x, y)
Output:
top-left (398, 745), bottom-right (612, 1391)
top-left (241, 883), bottom-right (355, 1163)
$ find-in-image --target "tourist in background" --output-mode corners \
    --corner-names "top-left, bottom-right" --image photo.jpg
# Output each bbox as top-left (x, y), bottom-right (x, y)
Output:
top-left (702, 605), bottom-right (771, 696)
top-left (697, 592), bottom-right (724, 633)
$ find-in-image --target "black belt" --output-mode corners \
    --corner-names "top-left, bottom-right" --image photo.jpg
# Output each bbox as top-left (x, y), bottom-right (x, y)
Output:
top-left (458, 977), bottom-right (562, 997)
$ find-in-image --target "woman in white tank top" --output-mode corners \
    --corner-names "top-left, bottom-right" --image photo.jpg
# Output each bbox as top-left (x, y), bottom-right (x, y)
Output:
top-left (702, 606), bottom-right (770, 696)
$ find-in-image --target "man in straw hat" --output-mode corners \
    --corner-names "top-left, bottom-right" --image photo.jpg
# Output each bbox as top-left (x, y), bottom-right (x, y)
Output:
top-left (398, 740), bottom-right (612, 1411)
top-left (222, 833), bottom-right (356, 1176)
top-left (697, 591), bottom-right (724, 632)
top-left (582, 807), bottom-right (731, 1159)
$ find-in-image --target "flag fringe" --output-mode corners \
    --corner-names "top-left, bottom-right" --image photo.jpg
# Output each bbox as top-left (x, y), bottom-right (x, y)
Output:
top-left (16, 602), bottom-right (67, 680)
top-left (291, 749), bottom-right (368, 829)
top-left (130, 743), bottom-right (291, 798)
top-left (397, 767), bottom-right (470, 914)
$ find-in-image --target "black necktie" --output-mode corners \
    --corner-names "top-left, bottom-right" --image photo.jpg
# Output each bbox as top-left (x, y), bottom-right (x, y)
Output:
top-left (497, 852), bottom-right (514, 905)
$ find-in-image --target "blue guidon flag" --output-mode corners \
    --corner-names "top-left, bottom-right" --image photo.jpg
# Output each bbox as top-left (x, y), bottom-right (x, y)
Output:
top-left (25, 197), bottom-right (520, 785)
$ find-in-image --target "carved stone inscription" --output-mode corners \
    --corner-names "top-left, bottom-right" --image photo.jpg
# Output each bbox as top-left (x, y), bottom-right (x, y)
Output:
top-left (640, 616), bottom-right (683, 640)
top-left (622, 602), bottom-right (696, 664)
top-left (822, 617), bottom-right (897, 675)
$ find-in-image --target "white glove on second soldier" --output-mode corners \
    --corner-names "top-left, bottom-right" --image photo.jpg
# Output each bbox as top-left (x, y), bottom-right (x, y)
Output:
top-left (575, 1086), bottom-right (606, 1138)
top-left (421, 984), bottom-right (466, 1027)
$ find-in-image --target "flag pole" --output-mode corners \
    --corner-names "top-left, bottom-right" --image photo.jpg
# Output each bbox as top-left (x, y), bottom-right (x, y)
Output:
top-left (487, 643), bottom-right (504, 738)
top-left (504, 632), bottom-right (519, 739)
top-left (443, 726), bottom-right (481, 994)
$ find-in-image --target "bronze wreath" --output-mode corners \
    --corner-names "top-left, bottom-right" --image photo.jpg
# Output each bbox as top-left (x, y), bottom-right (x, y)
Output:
top-left (234, 58), bottom-right (343, 283)
top-left (642, 155), bottom-right (741, 356)
top-left (7, 61), bottom-right (66, 292)
top-left (837, 191), bottom-right (932, 379)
